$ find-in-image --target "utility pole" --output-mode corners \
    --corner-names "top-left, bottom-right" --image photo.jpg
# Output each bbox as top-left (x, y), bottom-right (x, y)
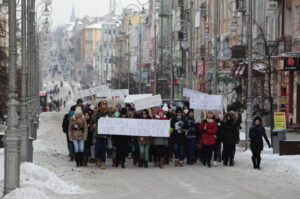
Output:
top-left (20, 0), bottom-right (28, 162)
top-left (189, 0), bottom-right (193, 90)
top-left (4, 0), bottom-right (21, 194)
top-left (213, 0), bottom-right (219, 94)
top-left (170, 15), bottom-right (174, 102)
top-left (127, 33), bottom-right (130, 91)
top-left (118, 38), bottom-right (122, 89)
top-left (138, 17), bottom-right (142, 94)
top-left (153, 16), bottom-right (157, 95)
top-left (245, 0), bottom-right (253, 150)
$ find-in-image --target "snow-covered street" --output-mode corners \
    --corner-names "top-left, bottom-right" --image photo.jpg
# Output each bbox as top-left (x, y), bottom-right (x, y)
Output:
top-left (2, 112), bottom-right (298, 199)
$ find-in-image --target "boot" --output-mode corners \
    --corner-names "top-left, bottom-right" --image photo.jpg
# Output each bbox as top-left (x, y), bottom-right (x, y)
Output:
top-left (69, 156), bottom-right (74, 162)
top-left (179, 161), bottom-right (183, 167)
top-left (101, 162), bottom-right (106, 169)
top-left (144, 161), bottom-right (148, 168)
top-left (96, 158), bottom-right (101, 167)
top-left (159, 158), bottom-right (164, 169)
top-left (75, 153), bottom-right (80, 167)
top-left (175, 159), bottom-right (179, 167)
top-left (229, 159), bottom-right (234, 167)
top-left (112, 159), bottom-right (116, 167)
top-left (138, 159), bottom-right (144, 168)
top-left (115, 160), bottom-right (119, 168)
top-left (79, 152), bottom-right (84, 166)
top-left (252, 157), bottom-right (257, 169)
top-left (154, 158), bottom-right (159, 167)
top-left (257, 157), bottom-right (261, 170)
top-left (121, 162), bottom-right (125, 169)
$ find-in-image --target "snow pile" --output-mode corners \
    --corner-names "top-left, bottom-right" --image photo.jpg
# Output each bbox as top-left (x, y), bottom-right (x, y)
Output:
top-left (21, 162), bottom-right (83, 195)
top-left (3, 187), bottom-right (50, 199)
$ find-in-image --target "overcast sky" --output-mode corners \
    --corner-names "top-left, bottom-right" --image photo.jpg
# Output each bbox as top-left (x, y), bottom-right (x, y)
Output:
top-left (51, 0), bottom-right (147, 29)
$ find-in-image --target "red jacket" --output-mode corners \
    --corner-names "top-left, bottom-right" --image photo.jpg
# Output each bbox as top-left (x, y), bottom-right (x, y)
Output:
top-left (199, 119), bottom-right (217, 145)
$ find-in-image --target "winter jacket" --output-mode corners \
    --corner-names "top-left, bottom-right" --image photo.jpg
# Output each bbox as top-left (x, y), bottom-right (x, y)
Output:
top-left (153, 115), bottom-right (169, 146)
top-left (249, 122), bottom-right (271, 151)
top-left (183, 116), bottom-right (198, 138)
top-left (91, 110), bottom-right (112, 139)
top-left (199, 119), bottom-right (217, 145)
top-left (171, 116), bottom-right (186, 145)
top-left (221, 118), bottom-right (240, 145)
top-left (86, 118), bottom-right (94, 146)
top-left (68, 116), bottom-right (88, 141)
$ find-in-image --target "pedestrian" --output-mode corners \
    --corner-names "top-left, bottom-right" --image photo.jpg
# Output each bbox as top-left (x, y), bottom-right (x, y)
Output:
top-left (83, 111), bottom-right (93, 166)
top-left (138, 109), bottom-right (152, 168)
top-left (183, 109), bottom-right (198, 165)
top-left (153, 108), bottom-right (168, 168)
top-left (199, 111), bottom-right (217, 168)
top-left (213, 113), bottom-right (222, 165)
top-left (171, 107), bottom-right (186, 167)
top-left (221, 113), bottom-right (239, 166)
top-left (249, 117), bottom-right (271, 170)
top-left (62, 111), bottom-right (75, 161)
top-left (68, 107), bottom-right (88, 167)
top-left (112, 108), bottom-right (130, 168)
top-left (92, 100), bottom-right (111, 169)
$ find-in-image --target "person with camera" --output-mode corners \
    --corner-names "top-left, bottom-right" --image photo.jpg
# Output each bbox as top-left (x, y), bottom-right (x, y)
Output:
top-left (199, 111), bottom-right (217, 168)
top-left (171, 107), bottom-right (186, 167)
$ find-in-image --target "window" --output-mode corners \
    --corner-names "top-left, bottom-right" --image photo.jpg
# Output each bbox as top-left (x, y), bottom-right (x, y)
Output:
top-left (223, 38), bottom-right (230, 57)
top-left (87, 30), bottom-right (93, 41)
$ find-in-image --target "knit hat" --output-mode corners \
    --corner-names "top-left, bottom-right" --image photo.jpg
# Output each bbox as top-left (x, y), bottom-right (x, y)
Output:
top-left (75, 107), bottom-right (82, 115)
top-left (142, 109), bottom-right (148, 115)
top-left (162, 103), bottom-right (169, 112)
top-left (156, 109), bottom-right (164, 115)
top-left (120, 108), bottom-right (127, 116)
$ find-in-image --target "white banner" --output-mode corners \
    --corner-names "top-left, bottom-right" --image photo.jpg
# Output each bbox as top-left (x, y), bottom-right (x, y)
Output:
top-left (134, 94), bottom-right (162, 111)
top-left (98, 117), bottom-right (170, 137)
top-left (190, 94), bottom-right (223, 111)
top-left (124, 94), bottom-right (153, 104)
top-left (96, 89), bottom-right (129, 98)
top-left (182, 88), bottom-right (207, 98)
top-left (73, 85), bottom-right (107, 99)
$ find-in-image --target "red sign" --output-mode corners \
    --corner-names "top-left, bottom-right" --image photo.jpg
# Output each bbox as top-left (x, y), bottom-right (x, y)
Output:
top-left (197, 60), bottom-right (205, 75)
top-left (287, 58), bottom-right (295, 66)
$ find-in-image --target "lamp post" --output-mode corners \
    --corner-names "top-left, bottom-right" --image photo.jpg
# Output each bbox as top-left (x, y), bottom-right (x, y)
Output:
top-left (4, 0), bottom-right (21, 194)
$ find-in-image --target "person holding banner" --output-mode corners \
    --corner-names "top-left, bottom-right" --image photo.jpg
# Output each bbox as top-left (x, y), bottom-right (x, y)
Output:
top-left (92, 100), bottom-right (112, 169)
top-left (138, 109), bottom-right (152, 168)
top-left (112, 108), bottom-right (130, 169)
top-left (199, 111), bottom-right (217, 168)
top-left (68, 108), bottom-right (88, 167)
top-left (171, 107), bottom-right (186, 167)
top-left (153, 109), bottom-right (168, 169)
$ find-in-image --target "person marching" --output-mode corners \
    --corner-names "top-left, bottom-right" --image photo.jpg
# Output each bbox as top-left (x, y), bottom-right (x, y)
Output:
top-left (138, 109), bottom-right (152, 168)
top-left (68, 107), bottom-right (88, 167)
top-left (249, 117), bottom-right (271, 170)
top-left (171, 107), bottom-right (186, 167)
top-left (199, 111), bottom-right (217, 168)
top-left (112, 108), bottom-right (130, 168)
top-left (153, 109), bottom-right (168, 168)
top-left (92, 100), bottom-right (111, 169)
top-left (221, 113), bottom-right (240, 166)
top-left (83, 111), bottom-right (93, 166)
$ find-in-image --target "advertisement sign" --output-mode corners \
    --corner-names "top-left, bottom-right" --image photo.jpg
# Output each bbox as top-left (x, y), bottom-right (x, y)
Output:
top-left (274, 112), bottom-right (287, 129)
top-left (283, 57), bottom-right (300, 71)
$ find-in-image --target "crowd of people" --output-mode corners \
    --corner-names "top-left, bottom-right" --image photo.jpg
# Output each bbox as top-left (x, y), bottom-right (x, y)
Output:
top-left (62, 99), bottom-right (271, 170)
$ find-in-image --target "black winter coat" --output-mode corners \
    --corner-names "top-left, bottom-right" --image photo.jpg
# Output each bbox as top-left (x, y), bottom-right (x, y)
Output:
top-left (86, 119), bottom-right (93, 146)
top-left (112, 135), bottom-right (130, 147)
top-left (221, 120), bottom-right (239, 145)
top-left (171, 116), bottom-right (186, 145)
top-left (249, 125), bottom-right (270, 151)
top-left (183, 116), bottom-right (198, 138)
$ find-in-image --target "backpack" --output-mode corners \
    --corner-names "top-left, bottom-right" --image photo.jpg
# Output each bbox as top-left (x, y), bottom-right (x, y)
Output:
top-left (62, 114), bottom-right (69, 133)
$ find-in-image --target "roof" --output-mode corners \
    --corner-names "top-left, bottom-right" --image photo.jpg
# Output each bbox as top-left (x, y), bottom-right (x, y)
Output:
top-left (84, 23), bottom-right (102, 30)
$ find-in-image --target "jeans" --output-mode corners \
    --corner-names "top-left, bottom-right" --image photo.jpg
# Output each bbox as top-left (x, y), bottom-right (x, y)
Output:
top-left (73, 140), bottom-right (84, 153)
top-left (90, 145), bottom-right (95, 159)
top-left (173, 144), bottom-right (185, 161)
top-left (139, 144), bottom-right (150, 161)
top-left (213, 139), bottom-right (222, 161)
top-left (66, 134), bottom-right (74, 157)
top-left (96, 138), bottom-right (108, 162)
top-left (187, 138), bottom-right (196, 161)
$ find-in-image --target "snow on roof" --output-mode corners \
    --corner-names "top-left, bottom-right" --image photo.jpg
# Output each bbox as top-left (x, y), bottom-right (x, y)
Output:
top-left (85, 23), bottom-right (102, 29)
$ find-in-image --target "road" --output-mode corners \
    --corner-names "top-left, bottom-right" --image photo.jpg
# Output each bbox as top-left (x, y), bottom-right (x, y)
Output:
top-left (33, 112), bottom-right (300, 199)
